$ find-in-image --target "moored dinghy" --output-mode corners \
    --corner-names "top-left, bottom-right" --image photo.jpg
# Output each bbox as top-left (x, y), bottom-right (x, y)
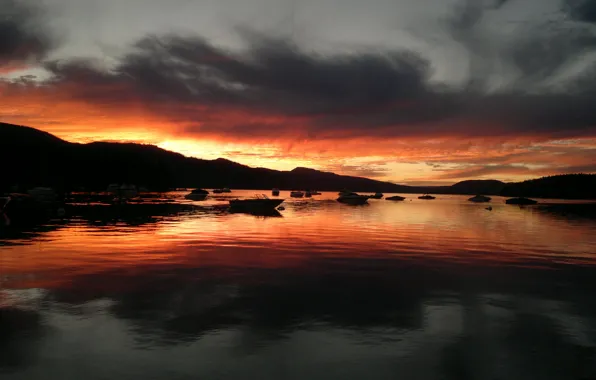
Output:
top-left (272, 188), bottom-right (280, 196)
top-left (185, 188), bottom-right (209, 201)
top-left (229, 194), bottom-right (284, 211)
top-left (386, 195), bottom-right (406, 201)
top-left (468, 194), bottom-right (491, 203)
top-left (418, 194), bottom-right (436, 200)
top-left (337, 192), bottom-right (370, 205)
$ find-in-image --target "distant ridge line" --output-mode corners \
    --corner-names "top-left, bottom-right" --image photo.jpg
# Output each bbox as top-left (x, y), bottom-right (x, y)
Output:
top-left (1, 122), bottom-right (594, 199)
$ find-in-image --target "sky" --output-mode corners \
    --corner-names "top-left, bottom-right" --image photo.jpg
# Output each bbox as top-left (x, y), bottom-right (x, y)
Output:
top-left (1, 0), bottom-right (596, 185)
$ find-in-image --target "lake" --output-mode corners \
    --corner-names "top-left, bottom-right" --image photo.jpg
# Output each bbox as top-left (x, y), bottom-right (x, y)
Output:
top-left (2, 191), bottom-right (596, 379)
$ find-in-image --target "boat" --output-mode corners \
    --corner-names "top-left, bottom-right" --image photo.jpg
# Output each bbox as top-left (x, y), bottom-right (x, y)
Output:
top-left (369, 192), bottom-right (384, 199)
top-left (305, 191), bottom-right (312, 198)
top-left (418, 194), bottom-right (436, 200)
top-left (337, 193), bottom-right (370, 205)
top-left (229, 208), bottom-right (283, 217)
top-left (213, 187), bottom-right (231, 194)
top-left (229, 195), bottom-right (284, 211)
top-left (505, 197), bottom-right (538, 205)
top-left (272, 188), bottom-right (280, 196)
top-left (290, 191), bottom-right (304, 198)
top-left (184, 188), bottom-right (209, 201)
top-left (386, 195), bottom-right (406, 201)
top-left (468, 195), bottom-right (491, 203)
top-left (213, 188), bottom-right (223, 194)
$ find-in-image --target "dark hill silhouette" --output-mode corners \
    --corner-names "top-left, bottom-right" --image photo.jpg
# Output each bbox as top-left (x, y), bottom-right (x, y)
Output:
top-left (449, 180), bottom-right (506, 195)
top-left (0, 122), bottom-right (412, 193)
top-left (1, 123), bottom-right (594, 199)
top-left (500, 174), bottom-right (596, 200)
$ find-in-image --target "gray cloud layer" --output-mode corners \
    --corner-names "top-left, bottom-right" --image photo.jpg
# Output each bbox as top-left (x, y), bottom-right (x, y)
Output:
top-left (565, 0), bottom-right (596, 23)
top-left (4, 0), bottom-right (596, 143)
top-left (0, 0), bottom-right (57, 70)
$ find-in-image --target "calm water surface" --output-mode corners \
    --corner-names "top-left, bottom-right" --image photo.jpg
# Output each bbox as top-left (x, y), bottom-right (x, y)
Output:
top-left (2, 191), bottom-right (596, 379)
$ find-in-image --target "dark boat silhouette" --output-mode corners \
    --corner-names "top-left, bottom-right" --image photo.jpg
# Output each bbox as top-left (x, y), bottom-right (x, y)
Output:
top-left (184, 189), bottom-right (209, 201)
top-left (418, 194), bottom-right (436, 200)
top-left (228, 208), bottom-right (283, 217)
top-left (337, 192), bottom-right (370, 205)
top-left (386, 195), bottom-right (406, 201)
top-left (229, 195), bottom-right (284, 211)
top-left (468, 194), bottom-right (491, 203)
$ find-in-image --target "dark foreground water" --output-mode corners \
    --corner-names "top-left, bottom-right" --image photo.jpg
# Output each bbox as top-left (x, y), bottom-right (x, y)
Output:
top-left (2, 191), bottom-right (596, 379)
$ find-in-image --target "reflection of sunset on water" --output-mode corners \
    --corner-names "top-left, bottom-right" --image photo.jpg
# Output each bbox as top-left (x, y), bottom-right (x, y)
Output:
top-left (2, 193), bottom-right (595, 292)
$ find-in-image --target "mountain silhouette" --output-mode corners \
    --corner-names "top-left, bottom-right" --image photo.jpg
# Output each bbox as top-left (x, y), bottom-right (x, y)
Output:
top-left (1, 123), bottom-right (594, 199)
top-left (500, 174), bottom-right (596, 200)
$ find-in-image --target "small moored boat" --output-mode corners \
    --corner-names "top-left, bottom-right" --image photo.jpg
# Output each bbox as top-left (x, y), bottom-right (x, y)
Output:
top-left (386, 195), bottom-right (406, 201)
top-left (229, 195), bottom-right (284, 211)
top-left (337, 193), bottom-right (370, 205)
top-left (468, 194), bottom-right (491, 203)
top-left (369, 192), bottom-right (384, 199)
top-left (185, 189), bottom-right (209, 201)
top-left (272, 188), bottom-right (280, 196)
top-left (290, 191), bottom-right (304, 198)
top-left (418, 194), bottom-right (436, 200)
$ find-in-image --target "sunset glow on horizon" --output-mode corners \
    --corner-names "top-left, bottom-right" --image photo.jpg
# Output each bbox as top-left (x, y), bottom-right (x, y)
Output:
top-left (1, 0), bottom-right (595, 185)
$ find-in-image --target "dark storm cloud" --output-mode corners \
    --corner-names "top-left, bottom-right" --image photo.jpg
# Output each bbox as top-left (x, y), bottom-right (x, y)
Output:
top-left (35, 29), bottom-right (596, 140)
top-left (505, 17), bottom-right (596, 87)
top-left (114, 33), bottom-right (430, 114)
top-left (0, 0), bottom-right (57, 71)
top-left (564, 0), bottom-right (596, 23)
top-left (7, 0), bottom-right (596, 142)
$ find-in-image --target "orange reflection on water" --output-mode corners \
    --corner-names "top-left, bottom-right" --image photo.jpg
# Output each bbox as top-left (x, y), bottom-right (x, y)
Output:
top-left (1, 193), bottom-right (595, 291)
